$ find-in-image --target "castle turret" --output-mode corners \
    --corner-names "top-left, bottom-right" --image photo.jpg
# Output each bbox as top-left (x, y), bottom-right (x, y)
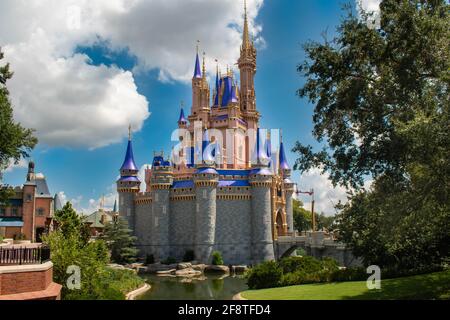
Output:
top-left (193, 129), bottom-right (219, 263)
top-left (150, 154), bottom-right (173, 261)
top-left (117, 127), bottom-right (141, 233)
top-left (191, 49), bottom-right (210, 125)
top-left (249, 129), bottom-right (275, 264)
top-left (279, 136), bottom-right (295, 233)
top-left (239, 0), bottom-right (258, 127)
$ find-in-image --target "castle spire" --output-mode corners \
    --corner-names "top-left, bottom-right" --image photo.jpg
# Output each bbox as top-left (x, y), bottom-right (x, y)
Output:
top-left (120, 126), bottom-right (138, 171)
top-left (178, 103), bottom-right (187, 125)
top-left (193, 42), bottom-right (202, 79)
top-left (279, 130), bottom-right (290, 170)
top-left (242, 0), bottom-right (251, 49)
top-left (214, 60), bottom-right (220, 106)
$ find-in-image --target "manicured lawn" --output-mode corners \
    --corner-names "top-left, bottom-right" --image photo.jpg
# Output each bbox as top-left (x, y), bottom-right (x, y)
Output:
top-left (241, 270), bottom-right (450, 300)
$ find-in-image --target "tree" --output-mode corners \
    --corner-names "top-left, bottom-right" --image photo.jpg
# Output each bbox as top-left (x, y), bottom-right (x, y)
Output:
top-left (293, 199), bottom-right (311, 232)
top-left (43, 202), bottom-right (110, 299)
top-left (294, 0), bottom-right (449, 270)
top-left (0, 48), bottom-right (38, 202)
top-left (102, 218), bottom-right (138, 264)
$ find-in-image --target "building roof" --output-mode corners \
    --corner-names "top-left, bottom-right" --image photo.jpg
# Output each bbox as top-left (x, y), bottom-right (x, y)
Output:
top-left (178, 108), bottom-right (187, 124)
top-left (172, 180), bottom-right (195, 189)
top-left (120, 140), bottom-right (138, 171)
top-left (193, 53), bottom-right (202, 78)
top-left (279, 142), bottom-right (290, 170)
top-left (218, 180), bottom-right (250, 187)
top-left (84, 210), bottom-right (114, 229)
top-left (117, 176), bottom-right (140, 183)
top-left (0, 217), bottom-right (24, 227)
top-left (34, 176), bottom-right (52, 198)
top-left (217, 169), bottom-right (251, 176)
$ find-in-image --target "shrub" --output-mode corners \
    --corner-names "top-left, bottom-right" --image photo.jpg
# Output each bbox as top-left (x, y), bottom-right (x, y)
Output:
top-left (330, 267), bottom-right (367, 282)
top-left (0, 235), bottom-right (3, 242)
top-left (183, 250), bottom-right (195, 262)
top-left (161, 257), bottom-right (177, 265)
top-left (246, 261), bottom-right (283, 289)
top-left (211, 251), bottom-right (224, 265)
top-left (145, 254), bottom-right (155, 265)
top-left (279, 256), bottom-right (322, 274)
top-left (13, 233), bottom-right (26, 240)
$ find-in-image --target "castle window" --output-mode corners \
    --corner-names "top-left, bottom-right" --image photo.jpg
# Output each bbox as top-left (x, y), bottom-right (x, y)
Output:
top-left (37, 208), bottom-right (45, 216)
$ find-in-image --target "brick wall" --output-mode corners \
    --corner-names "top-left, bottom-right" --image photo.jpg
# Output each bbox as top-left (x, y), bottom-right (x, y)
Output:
top-left (0, 264), bottom-right (53, 295)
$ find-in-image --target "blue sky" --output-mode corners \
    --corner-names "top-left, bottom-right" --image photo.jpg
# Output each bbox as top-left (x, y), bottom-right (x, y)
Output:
top-left (1, 0), bottom-right (375, 214)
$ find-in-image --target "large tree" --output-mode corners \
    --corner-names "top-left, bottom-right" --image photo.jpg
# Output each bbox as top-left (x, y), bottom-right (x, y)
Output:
top-left (294, 0), bottom-right (449, 269)
top-left (0, 48), bottom-right (37, 201)
top-left (102, 218), bottom-right (138, 264)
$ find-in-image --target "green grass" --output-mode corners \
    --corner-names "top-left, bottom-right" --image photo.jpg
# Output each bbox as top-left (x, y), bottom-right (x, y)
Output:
top-left (241, 270), bottom-right (450, 300)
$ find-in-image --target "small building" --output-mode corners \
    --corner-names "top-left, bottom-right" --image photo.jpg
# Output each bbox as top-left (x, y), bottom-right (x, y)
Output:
top-left (84, 203), bottom-right (118, 237)
top-left (0, 162), bottom-right (63, 242)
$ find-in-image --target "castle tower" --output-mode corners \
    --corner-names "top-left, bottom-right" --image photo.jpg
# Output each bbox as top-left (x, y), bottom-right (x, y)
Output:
top-left (191, 49), bottom-right (210, 126)
top-left (279, 136), bottom-right (295, 233)
top-left (117, 127), bottom-right (141, 232)
top-left (193, 129), bottom-right (219, 263)
top-left (238, 0), bottom-right (258, 128)
top-left (249, 129), bottom-right (275, 264)
top-left (150, 155), bottom-right (173, 261)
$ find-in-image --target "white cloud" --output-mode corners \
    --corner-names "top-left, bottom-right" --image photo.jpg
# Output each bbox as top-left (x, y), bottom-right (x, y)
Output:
top-left (356, 0), bottom-right (381, 28)
top-left (0, 0), bottom-right (263, 148)
top-left (295, 168), bottom-right (374, 216)
top-left (137, 164), bottom-right (151, 192)
top-left (4, 158), bottom-right (28, 173)
top-left (295, 168), bottom-right (349, 216)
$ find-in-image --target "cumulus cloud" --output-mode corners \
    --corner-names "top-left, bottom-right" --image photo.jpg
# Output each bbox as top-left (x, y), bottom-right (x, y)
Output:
top-left (295, 168), bottom-right (349, 216)
top-left (4, 158), bottom-right (28, 173)
top-left (0, 0), bottom-right (263, 148)
top-left (356, 0), bottom-right (381, 28)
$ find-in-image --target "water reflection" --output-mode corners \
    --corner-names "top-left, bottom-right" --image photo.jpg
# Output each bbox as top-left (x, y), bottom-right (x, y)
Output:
top-left (138, 274), bottom-right (248, 300)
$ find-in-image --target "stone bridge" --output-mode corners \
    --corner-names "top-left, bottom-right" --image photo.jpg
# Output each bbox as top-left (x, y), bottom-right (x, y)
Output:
top-left (274, 231), bottom-right (362, 267)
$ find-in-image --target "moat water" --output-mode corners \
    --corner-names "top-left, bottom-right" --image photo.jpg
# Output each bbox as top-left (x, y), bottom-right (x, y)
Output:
top-left (138, 274), bottom-right (248, 300)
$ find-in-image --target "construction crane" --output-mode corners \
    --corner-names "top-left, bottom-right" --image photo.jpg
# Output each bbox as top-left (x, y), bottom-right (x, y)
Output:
top-left (295, 188), bottom-right (316, 232)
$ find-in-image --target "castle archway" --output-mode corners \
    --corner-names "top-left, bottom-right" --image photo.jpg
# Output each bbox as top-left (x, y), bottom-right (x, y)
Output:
top-left (276, 210), bottom-right (284, 237)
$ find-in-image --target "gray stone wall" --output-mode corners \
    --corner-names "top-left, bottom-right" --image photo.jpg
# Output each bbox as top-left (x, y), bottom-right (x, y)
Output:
top-left (195, 185), bottom-right (217, 263)
top-left (250, 184), bottom-right (275, 264)
top-left (169, 199), bottom-right (196, 260)
top-left (215, 200), bottom-right (252, 265)
top-left (118, 192), bottom-right (136, 233)
top-left (152, 189), bottom-right (171, 261)
top-left (135, 202), bottom-right (153, 258)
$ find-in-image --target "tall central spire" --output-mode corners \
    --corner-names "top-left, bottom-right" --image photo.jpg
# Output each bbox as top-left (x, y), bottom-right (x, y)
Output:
top-left (242, 0), bottom-right (251, 49)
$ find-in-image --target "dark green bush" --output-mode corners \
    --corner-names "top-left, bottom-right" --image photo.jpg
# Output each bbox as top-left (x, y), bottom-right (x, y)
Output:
top-left (211, 251), bottom-right (224, 265)
top-left (279, 256), bottom-right (322, 274)
top-left (330, 267), bottom-right (367, 282)
top-left (183, 250), bottom-right (195, 262)
top-left (246, 261), bottom-right (283, 289)
top-left (145, 254), bottom-right (155, 265)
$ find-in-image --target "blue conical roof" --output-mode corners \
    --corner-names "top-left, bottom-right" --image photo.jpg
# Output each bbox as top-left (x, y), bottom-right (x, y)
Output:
top-left (214, 70), bottom-right (220, 106)
top-left (256, 128), bottom-right (269, 165)
top-left (120, 140), bottom-right (138, 171)
top-left (178, 108), bottom-right (187, 124)
top-left (193, 53), bottom-right (202, 79)
top-left (221, 76), bottom-right (233, 107)
top-left (279, 142), bottom-right (290, 170)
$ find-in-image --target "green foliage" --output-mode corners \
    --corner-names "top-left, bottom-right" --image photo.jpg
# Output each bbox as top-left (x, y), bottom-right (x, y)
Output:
top-left (54, 202), bottom-right (90, 246)
top-left (0, 48), bottom-right (37, 202)
top-left (246, 261), bottom-right (283, 290)
top-left (183, 249), bottom-right (195, 262)
top-left (293, 200), bottom-right (311, 232)
top-left (246, 256), bottom-right (341, 289)
top-left (211, 251), bottom-right (224, 266)
top-left (294, 0), bottom-right (450, 270)
top-left (329, 267), bottom-right (368, 282)
top-left (13, 233), bottom-right (26, 240)
top-left (145, 254), bottom-right (155, 265)
top-left (101, 217), bottom-right (138, 264)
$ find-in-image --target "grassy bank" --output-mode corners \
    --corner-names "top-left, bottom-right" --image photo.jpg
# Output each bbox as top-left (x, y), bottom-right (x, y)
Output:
top-left (241, 270), bottom-right (450, 300)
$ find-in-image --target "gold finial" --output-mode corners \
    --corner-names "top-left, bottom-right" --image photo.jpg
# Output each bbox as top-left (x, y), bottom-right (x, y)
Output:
top-left (180, 100), bottom-right (184, 109)
top-left (280, 128), bottom-right (283, 143)
top-left (196, 40), bottom-right (200, 54)
top-left (128, 124), bottom-right (132, 141)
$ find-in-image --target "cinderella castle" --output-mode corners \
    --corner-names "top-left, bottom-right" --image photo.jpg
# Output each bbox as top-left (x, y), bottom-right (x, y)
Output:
top-left (116, 6), bottom-right (295, 266)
